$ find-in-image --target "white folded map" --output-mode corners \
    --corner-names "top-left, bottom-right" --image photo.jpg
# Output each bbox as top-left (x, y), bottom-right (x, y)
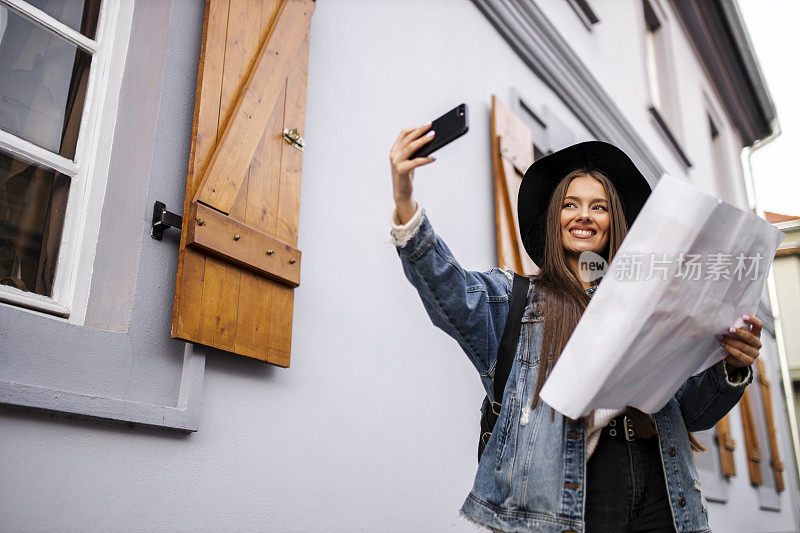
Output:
top-left (539, 174), bottom-right (785, 418)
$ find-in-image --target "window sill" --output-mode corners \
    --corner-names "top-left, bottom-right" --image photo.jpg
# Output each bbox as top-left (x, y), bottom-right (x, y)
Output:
top-left (0, 286), bottom-right (70, 318)
top-left (648, 105), bottom-right (692, 169)
top-left (0, 342), bottom-right (205, 433)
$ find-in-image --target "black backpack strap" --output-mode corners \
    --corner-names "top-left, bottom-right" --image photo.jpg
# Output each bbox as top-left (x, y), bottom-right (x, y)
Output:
top-left (478, 273), bottom-right (532, 462)
top-left (492, 273), bottom-right (531, 407)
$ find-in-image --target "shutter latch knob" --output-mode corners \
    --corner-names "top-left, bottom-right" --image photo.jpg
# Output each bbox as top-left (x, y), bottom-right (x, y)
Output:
top-left (282, 128), bottom-right (304, 151)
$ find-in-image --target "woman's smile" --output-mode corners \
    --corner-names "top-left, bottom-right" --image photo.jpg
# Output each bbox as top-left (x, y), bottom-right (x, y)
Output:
top-left (568, 226), bottom-right (596, 238)
top-left (560, 175), bottom-right (610, 256)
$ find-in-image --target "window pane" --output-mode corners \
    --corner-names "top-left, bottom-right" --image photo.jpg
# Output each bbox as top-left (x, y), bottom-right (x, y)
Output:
top-left (0, 5), bottom-right (92, 158)
top-left (0, 147), bottom-right (69, 296)
top-left (21, 0), bottom-right (101, 39)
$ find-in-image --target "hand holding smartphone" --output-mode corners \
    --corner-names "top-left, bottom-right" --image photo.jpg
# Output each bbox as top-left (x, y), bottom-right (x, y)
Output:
top-left (409, 103), bottom-right (469, 160)
top-left (390, 103), bottom-right (470, 225)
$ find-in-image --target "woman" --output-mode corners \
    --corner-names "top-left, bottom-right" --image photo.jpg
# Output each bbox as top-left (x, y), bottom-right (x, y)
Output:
top-left (388, 123), bottom-right (763, 533)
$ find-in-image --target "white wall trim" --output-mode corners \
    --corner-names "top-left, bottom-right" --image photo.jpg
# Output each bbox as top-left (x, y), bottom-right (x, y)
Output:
top-left (65, 0), bottom-right (135, 325)
top-left (471, 0), bottom-right (666, 185)
top-left (0, 343), bottom-right (205, 432)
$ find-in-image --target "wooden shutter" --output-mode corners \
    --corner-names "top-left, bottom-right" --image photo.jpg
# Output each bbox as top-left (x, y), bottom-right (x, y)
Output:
top-left (171, 0), bottom-right (315, 366)
top-left (491, 95), bottom-right (539, 275)
top-left (739, 387), bottom-right (763, 485)
top-left (756, 359), bottom-right (785, 491)
top-left (716, 414), bottom-right (736, 477)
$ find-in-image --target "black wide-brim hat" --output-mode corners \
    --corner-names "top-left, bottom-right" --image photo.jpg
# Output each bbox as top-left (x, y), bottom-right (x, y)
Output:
top-left (518, 140), bottom-right (653, 267)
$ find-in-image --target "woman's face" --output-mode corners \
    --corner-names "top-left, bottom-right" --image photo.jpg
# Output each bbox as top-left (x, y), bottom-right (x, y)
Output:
top-left (560, 175), bottom-right (611, 258)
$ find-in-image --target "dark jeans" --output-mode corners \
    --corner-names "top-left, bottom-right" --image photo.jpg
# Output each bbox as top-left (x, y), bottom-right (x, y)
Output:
top-left (585, 428), bottom-right (677, 533)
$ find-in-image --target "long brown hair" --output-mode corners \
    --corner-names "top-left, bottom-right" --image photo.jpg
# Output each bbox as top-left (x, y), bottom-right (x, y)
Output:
top-left (526, 168), bottom-right (706, 451)
top-left (529, 167), bottom-right (627, 410)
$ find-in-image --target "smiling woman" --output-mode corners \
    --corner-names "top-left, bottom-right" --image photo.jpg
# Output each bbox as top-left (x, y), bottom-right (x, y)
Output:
top-left (389, 135), bottom-right (762, 533)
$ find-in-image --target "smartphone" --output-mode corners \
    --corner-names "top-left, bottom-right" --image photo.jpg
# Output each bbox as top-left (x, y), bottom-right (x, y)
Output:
top-left (409, 103), bottom-right (469, 159)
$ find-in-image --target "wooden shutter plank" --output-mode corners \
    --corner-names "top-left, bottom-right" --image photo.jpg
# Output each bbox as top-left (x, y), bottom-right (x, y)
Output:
top-left (191, 0), bottom-right (229, 197)
top-left (234, 30), bottom-right (309, 366)
top-left (193, 0), bottom-right (314, 214)
top-left (228, 0), bottom-right (284, 361)
top-left (264, 31), bottom-right (310, 367)
top-left (233, 110), bottom-right (285, 357)
top-left (195, 0), bottom-right (271, 352)
top-left (172, 0), bottom-right (231, 342)
top-left (219, 0), bottom-right (265, 136)
top-left (740, 387), bottom-right (763, 485)
top-left (492, 96), bottom-right (523, 273)
top-left (493, 166), bottom-right (519, 272)
top-left (198, 256), bottom-right (240, 349)
top-left (275, 32), bottom-right (308, 247)
top-left (501, 157), bottom-right (529, 272)
top-left (225, 0), bottom-right (280, 358)
top-left (186, 202), bottom-right (301, 286)
top-left (231, 0), bottom-right (291, 361)
top-left (716, 414), bottom-right (736, 477)
top-left (491, 95), bottom-right (538, 275)
top-left (173, 0), bottom-right (312, 366)
top-left (757, 359), bottom-right (785, 492)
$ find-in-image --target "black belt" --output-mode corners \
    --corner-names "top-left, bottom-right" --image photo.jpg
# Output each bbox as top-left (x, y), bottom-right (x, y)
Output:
top-left (601, 413), bottom-right (656, 442)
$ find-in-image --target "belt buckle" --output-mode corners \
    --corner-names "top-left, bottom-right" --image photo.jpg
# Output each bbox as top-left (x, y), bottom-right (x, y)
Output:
top-left (623, 415), bottom-right (635, 441)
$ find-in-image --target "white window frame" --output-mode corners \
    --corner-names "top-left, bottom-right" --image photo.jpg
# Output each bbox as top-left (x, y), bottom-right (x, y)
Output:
top-left (640, 0), bottom-right (691, 168)
top-left (642, 0), bottom-right (678, 125)
top-left (0, 0), bottom-right (134, 323)
top-left (565, 0), bottom-right (599, 31)
top-left (510, 89), bottom-right (580, 158)
top-left (705, 96), bottom-right (731, 200)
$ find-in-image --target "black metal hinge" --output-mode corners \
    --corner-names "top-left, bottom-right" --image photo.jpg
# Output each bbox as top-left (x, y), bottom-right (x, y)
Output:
top-left (151, 201), bottom-right (183, 240)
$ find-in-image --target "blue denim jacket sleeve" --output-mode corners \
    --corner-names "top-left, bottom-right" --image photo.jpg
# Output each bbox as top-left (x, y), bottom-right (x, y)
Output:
top-left (675, 359), bottom-right (753, 431)
top-left (394, 211), bottom-right (512, 380)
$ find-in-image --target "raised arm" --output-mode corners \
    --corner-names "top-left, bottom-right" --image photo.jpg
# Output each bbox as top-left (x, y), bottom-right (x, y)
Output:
top-left (391, 203), bottom-right (512, 380)
top-left (389, 124), bottom-right (512, 382)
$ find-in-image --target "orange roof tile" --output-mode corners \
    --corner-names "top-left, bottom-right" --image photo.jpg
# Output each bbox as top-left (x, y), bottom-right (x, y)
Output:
top-left (764, 211), bottom-right (800, 224)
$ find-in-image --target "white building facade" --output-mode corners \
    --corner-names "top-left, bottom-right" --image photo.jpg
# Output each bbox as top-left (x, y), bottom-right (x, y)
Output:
top-left (0, 1), bottom-right (796, 531)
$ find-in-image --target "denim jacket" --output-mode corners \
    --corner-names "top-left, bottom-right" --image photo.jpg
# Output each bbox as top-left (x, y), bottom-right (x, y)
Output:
top-left (394, 209), bottom-right (752, 533)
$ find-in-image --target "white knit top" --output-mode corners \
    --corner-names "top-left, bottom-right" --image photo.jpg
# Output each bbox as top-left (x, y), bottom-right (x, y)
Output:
top-left (578, 286), bottom-right (625, 459)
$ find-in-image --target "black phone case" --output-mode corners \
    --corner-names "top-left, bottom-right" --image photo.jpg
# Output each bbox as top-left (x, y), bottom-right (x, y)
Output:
top-left (410, 103), bottom-right (469, 159)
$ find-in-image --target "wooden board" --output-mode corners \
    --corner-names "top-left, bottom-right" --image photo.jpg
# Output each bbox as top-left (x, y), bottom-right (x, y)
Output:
top-left (491, 95), bottom-right (539, 276)
top-left (171, 0), bottom-right (313, 367)
top-left (716, 414), bottom-right (737, 477)
top-left (739, 387), bottom-right (763, 485)
top-left (186, 202), bottom-right (301, 287)
top-left (756, 359), bottom-right (785, 491)
top-left (193, 0), bottom-right (313, 214)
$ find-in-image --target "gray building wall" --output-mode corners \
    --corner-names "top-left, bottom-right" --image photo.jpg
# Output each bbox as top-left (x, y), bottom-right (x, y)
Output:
top-left (0, 1), bottom-right (797, 531)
